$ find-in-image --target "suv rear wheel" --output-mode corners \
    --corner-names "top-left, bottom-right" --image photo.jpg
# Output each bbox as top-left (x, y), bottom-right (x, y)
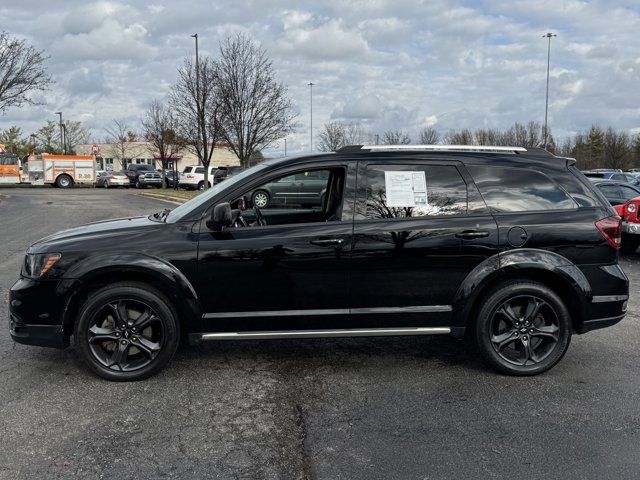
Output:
top-left (74, 282), bottom-right (179, 381)
top-left (474, 281), bottom-right (571, 376)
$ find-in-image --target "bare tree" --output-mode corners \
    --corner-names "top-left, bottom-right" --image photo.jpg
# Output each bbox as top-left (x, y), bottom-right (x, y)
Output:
top-left (0, 31), bottom-right (51, 113)
top-left (343, 122), bottom-right (368, 145)
top-left (104, 119), bottom-right (143, 169)
top-left (317, 122), bottom-right (346, 152)
top-left (62, 120), bottom-right (91, 154)
top-left (445, 129), bottom-right (473, 145)
top-left (216, 33), bottom-right (296, 168)
top-left (142, 99), bottom-right (184, 187)
top-left (383, 129), bottom-right (411, 145)
top-left (170, 56), bottom-right (222, 189)
top-left (419, 127), bottom-right (440, 144)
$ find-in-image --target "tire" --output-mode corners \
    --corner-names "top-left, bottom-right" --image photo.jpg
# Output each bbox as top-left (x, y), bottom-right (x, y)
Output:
top-left (252, 190), bottom-right (270, 208)
top-left (135, 179), bottom-right (142, 189)
top-left (474, 281), bottom-right (571, 376)
top-left (198, 181), bottom-right (211, 191)
top-left (74, 282), bottom-right (180, 381)
top-left (620, 234), bottom-right (640, 254)
top-left (56, 174), bottom-right (73, 188)
top-left (104, 181), bottom-right (109, 189)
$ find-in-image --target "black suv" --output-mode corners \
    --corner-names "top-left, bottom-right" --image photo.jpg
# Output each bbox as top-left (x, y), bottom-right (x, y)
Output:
top-left (9, 145), bottom-right (628, 381)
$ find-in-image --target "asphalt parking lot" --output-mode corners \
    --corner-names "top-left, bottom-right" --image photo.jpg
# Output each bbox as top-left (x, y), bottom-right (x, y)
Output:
top-left (1, 187), bottom-right (640, 480)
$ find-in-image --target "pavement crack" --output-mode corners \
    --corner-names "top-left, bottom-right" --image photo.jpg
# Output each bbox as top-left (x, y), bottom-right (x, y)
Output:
top-left (295, 403), bottom-right (314, 480)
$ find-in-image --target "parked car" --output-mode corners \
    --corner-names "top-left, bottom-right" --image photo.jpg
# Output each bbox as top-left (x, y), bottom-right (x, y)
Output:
top-left (590, 179), bottom-right (640, 206)
top-left (248, 169), bottom-right (328, 208)
top-left (164, 170), bottom-right (180, 188)
top-left (10, 145), bottom-right (628, 381)
top-left (612, 196), bottom-right (640, 254)
top-left (124, 164), bottom-right (162, 189)
top-left (583, 171), bottom-right (640, 185)
top-left (96, 171), bottom-right (130, 188)
top-left (179, 165), bottom-right (216, 190)
top-left (214, 166), bottom-right (244, 184)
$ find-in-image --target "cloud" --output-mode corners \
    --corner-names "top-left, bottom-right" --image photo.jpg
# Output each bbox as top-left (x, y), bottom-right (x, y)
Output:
top-left (1, 0), bottom-right (640, 153)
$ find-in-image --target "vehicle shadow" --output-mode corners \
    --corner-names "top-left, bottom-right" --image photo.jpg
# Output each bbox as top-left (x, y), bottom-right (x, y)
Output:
top-left (174, 334), bottom-right (489, 374)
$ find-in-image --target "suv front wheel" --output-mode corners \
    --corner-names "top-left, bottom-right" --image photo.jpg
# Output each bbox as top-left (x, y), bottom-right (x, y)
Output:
top-left (74, 282), bottom-right (180, 381)
top-left (474, 281), bottom-right (571, 376)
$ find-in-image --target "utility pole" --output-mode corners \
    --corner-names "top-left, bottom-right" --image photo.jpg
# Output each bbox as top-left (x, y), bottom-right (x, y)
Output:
top-left (55, 111), bottom-right (64, 154)
top-left (543, 32), bottom-right (557, 149)
top-left (284, 138), bottom-right (287, 157)
top-left (308, 82), bottom-right (314, 151)
top-left (374, 134), bottom-right (379, 145)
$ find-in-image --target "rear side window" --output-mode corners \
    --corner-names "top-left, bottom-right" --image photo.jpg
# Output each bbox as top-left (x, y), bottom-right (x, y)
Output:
top-left (467, 165), bottom-right (577, 213)
top-left (365, 164), bottom-right (467, 219)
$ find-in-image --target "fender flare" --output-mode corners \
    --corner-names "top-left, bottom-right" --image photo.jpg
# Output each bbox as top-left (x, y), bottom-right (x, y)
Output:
top-left (61, 253), bottom-right (201, 333)
top-left (451, 249), bottom-right (591, 334)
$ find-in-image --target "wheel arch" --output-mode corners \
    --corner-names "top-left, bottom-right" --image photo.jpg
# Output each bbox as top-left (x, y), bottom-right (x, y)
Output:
top-left (61, 255), bottom-right (201, 344)
top-left (452, 249), bottom-right (591, 336)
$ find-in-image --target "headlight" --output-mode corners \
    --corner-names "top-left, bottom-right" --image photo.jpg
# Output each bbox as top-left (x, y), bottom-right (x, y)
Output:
top-left (23, 253), bottom-right (62, 278)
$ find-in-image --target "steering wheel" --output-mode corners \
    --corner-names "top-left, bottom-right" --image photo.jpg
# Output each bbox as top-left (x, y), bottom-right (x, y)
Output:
top-left (253, 206), bottom-right (267, 226)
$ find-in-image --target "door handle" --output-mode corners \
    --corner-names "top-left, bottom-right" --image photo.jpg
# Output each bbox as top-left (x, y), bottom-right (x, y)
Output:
top-left (310, 238), bottom-right (345, 247)
top-left (455, 230), bottom-right (490, 239)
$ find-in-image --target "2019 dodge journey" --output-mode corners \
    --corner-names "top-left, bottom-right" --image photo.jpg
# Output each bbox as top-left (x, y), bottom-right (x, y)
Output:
top-left (9, 144), bottom-right (629, 381)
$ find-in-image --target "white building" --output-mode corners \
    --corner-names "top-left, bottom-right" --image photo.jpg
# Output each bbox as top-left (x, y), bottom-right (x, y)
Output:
top-left (77, 142), bottom-right (240, 172)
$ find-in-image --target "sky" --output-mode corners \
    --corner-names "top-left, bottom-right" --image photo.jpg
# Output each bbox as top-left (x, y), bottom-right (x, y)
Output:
top-left (1, 0), bottom-right (640, 155)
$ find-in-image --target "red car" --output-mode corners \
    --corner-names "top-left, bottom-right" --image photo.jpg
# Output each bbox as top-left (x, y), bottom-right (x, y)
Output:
top-left (614, 197), bottom-right (640, 253)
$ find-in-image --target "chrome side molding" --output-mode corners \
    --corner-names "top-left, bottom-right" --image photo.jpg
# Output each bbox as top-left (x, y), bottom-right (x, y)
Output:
top-left (202, 305), bottom-right (452, 319)
top-left (198, 327), bottom-right (451, 341)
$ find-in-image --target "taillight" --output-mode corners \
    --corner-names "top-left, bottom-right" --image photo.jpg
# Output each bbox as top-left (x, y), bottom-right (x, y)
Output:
top-left (109, 176), bottom-right (116, 180)
top-left (596, 216), bottom-right (622, 249)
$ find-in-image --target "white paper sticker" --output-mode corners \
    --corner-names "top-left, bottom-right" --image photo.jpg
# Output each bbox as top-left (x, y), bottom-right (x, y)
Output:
top-left (384, 170), bottom-right (428, 207)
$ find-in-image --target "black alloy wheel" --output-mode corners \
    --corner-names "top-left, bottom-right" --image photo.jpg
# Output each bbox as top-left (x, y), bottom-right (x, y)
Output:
top-left (75, 282), bottom-right (179, 381)
top-left (474, 281), bottom-right (571, 375)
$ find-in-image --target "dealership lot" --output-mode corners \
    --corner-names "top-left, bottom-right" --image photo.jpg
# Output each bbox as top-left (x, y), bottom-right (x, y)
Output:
top-left (1, 188), bottom-right (640, 480)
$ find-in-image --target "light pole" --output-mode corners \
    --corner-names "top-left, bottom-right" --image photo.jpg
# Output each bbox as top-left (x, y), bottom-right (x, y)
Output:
top-left (55, 111), bottom-right (64, 154)
top-left (308, 82), bottom-right (314, 151)
top-left (191, 33), bottom-right (201, 167)
top-left (284, 138), bottom-right (287, 157)
top-left (543, 32), bottom-right (557, 149)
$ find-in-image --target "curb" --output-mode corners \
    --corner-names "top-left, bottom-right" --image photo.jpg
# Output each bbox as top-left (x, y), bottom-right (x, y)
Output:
top-left (136, 193), bottom-right (186, 205)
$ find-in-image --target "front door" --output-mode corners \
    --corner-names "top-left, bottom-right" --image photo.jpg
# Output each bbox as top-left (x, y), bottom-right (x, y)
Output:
top-left (349, 159), bottom-right (498, 329)
top-left (197, 163), bottom-right (356, 333)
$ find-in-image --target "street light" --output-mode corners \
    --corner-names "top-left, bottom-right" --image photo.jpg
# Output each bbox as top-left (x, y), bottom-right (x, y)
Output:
top-left (284, 138), bottom-right (287, 157)
top-left (308, 82), bottom-right (314, 151)
top-left (55, 111), bottom-right (64, 154)
top-left (542, 32), bottom-right (557, 149)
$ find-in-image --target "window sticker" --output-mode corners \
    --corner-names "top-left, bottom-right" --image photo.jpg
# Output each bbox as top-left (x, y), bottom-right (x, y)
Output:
top-left (384, 170), bottom-right (428, 207)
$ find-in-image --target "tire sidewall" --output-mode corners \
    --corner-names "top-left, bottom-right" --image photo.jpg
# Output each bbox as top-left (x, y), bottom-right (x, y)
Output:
top-left (74, 284), bottom-right (179, 381)
top-left (474, 281), bottom-right (572, 376)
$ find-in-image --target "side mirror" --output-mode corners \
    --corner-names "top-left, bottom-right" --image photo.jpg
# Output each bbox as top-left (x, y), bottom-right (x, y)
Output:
top-left (206, 202), bottom-right (232, 231)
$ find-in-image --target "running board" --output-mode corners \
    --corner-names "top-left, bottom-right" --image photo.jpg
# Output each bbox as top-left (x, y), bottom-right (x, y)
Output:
top-left (196, 327), bottom-right (451, 341)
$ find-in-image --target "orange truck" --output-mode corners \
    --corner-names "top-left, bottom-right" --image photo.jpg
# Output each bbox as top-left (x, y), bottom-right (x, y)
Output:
top-left (0, 149), bottom-right (22, 184)
top-left (0, 146), bottom-right (96, 188)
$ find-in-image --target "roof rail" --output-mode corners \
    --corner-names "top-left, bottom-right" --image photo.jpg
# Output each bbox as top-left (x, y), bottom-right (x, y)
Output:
top-left (353, 144), bottom-right (528, 154)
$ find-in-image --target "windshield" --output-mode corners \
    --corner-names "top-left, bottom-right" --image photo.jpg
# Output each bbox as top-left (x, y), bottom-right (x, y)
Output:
top-left (166, 163), bottom-right (268, 222)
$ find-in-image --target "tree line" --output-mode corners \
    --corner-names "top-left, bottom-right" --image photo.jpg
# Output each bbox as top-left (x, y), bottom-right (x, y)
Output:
top-left (317, 121), bottom-right (640, 170)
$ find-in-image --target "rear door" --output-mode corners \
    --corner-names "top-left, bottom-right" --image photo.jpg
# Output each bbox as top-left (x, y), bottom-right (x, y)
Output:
top-left (349, 158), bottom-right (498, 329)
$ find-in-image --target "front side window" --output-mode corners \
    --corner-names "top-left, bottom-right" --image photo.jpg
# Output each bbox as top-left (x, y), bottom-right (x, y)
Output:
top-left (230, 167), bottom-right (345, 226)
top-left (364, 164), bottom-right (468, 220)
top-left (467, 165), bottom-right (578, 213)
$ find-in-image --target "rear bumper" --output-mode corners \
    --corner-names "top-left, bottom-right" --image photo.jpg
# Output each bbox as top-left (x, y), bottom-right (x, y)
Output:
top-left (622, 221), bottom-right (640, 234)
top-left (578, 263), bottom-right (629, 333)
top-left (581, 313), bottom-right (626, 333)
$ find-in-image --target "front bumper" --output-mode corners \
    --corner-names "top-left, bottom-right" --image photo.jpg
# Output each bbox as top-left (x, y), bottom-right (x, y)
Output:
top-left (139, 178), bottom-right (162, 186)
top-left (8, 277), bottom-right (79, 349)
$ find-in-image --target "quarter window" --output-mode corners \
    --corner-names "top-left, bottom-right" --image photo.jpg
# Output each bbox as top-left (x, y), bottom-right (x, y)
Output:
top-left (467, 165), bottom-right (577, 213)
top-left (365, 165), bottom-right (468, 219)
